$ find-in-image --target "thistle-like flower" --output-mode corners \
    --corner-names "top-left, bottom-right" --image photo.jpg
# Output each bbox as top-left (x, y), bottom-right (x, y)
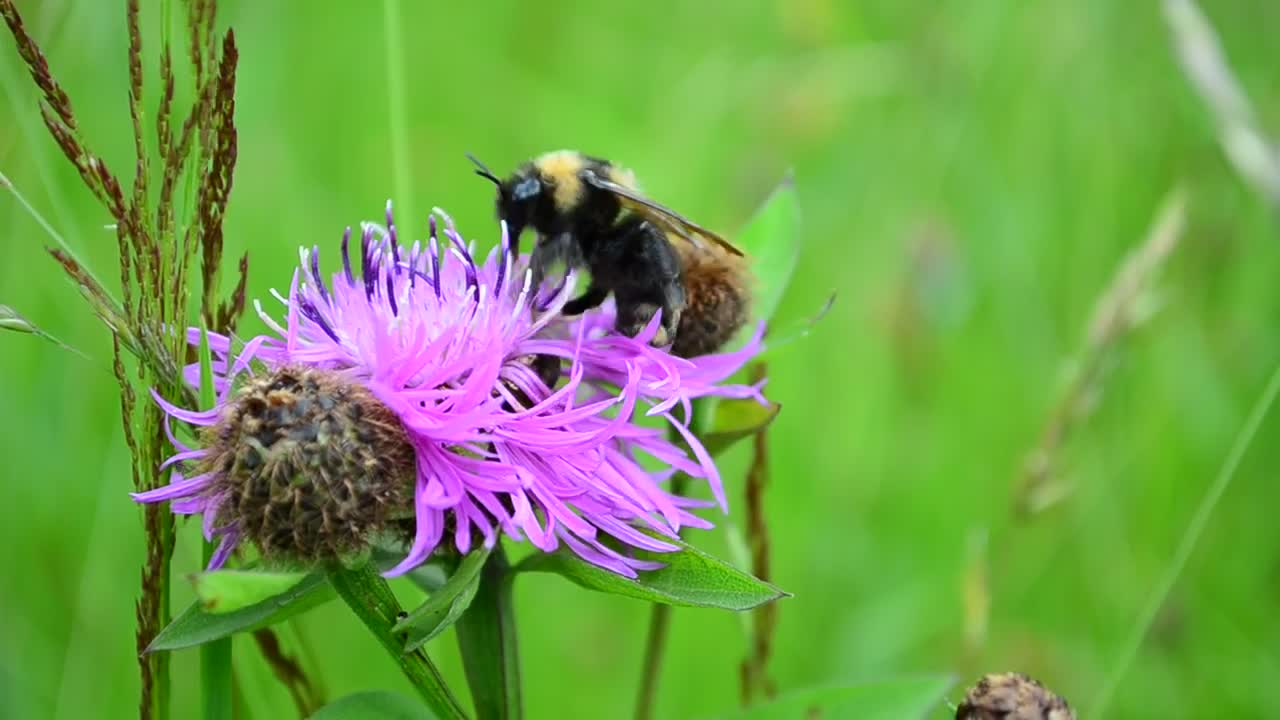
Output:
top-left (135, 204), bottom-right (765, 577)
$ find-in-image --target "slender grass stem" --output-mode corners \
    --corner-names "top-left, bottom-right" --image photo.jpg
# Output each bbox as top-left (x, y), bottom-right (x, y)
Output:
top-left (1091, 360), bottom-right (1280, 716)
top-left (381, 0), bottom-right (412, 208)
top-left (0, 169), bottom-right (98, 280)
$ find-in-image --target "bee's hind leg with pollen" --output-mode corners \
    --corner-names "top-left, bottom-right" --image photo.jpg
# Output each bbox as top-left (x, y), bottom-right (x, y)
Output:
top-left (612, 223), bottom-right (685, 348)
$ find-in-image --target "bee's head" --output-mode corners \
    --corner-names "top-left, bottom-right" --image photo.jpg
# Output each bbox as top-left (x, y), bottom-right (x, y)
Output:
top-left (468, 153), bottom-right (542, 247)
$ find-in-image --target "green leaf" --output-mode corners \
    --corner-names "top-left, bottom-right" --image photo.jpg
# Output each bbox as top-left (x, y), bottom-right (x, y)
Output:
top-left (516, 535), bottom-right (786, 611)
top-left (191, 570), bottom-right (312, 614)
top-left (722, 521), bottom-right (755, 639)
top-left (761, 291), bottom-right (836, 352)
top-left (735, 174), bottom-right (800, 325)
top-left (402, 563), bottom-right (450, 595)
top-left (709, 676), bottom-right (953, 720)
top-left (309, 691), bottom-right (435, 720)
top-left (198, 327), bottom-right (216, 409)
top-left (148, 572), bottom-right (332, 652)
top-left (393, 547), bottom-right (491, 653)
top-left (702, 398), bottom-right (781, 456)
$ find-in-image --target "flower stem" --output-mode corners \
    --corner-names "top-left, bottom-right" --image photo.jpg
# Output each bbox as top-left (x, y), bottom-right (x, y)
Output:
top-left (739, 361), bottom-right (777, 705)
top-left (634, 596), bottom-right (674, 720)
top-left (201, 539), bottom-right (233, 720)
top-left (329, 561), bottom-right (470, 720)
top-left (455, 547), bottom-right (523, 720)
top-left (635, 398), bottom-right (711, 720)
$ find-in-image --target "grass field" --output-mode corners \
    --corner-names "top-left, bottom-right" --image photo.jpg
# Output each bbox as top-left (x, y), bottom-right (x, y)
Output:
top-left (3, 1), bottom-right (1280, 717)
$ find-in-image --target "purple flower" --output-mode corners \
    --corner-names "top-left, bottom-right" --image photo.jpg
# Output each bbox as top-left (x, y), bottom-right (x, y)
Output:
top-left (134, 203), bottom-right (766, 578)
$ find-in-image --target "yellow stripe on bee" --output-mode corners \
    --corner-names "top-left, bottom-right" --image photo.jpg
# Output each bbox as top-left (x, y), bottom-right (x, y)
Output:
top-left (606, 164), bottom-right (643, 224)
top-left (535, 150), bottom-right (586, 212)
top-left (607, 164), bottom-right (639, 190)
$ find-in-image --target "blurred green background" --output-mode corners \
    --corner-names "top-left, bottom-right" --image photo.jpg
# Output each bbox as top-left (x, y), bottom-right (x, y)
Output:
top-left (4, 1), bottom-right (1280, 718)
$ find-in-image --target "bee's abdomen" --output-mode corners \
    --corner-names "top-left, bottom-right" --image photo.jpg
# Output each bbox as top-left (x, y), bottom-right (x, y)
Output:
top-left (671, 244), bottom-right (752, 358)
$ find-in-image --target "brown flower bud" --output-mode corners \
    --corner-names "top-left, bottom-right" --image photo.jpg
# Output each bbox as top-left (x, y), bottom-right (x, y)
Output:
top-left (956, 672), bottom-right (1076, 720)
top-left (201, 366), bottom-right (415, 563)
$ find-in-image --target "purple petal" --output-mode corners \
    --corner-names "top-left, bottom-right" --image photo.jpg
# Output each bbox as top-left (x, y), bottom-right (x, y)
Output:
top-left (131, 472), bottom-right (215, 503)
top-left (206, 529), bottom-right (240, 570)
top-left (149, 388), bottom-right (220, 426)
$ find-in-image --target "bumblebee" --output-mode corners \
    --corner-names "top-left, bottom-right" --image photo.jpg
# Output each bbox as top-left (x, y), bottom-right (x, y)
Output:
top-left (468, 150), bottom-right (750, 357)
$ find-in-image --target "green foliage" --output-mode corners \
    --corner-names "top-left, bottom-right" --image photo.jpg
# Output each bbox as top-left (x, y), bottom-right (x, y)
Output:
top-left (454, 549), bottom-right (522, 720)
top-left (733, 175), bottom-right (802, 326)
top-left (327, 562), bottom-right (470, 720)
top-left (708, 676), bottom-right (953, 720)
top-left (190, 570), bottom-right (313, 614)
top-left (197, 329), bottom-right (217, 409)
top-left (517, 536), bottom-right (786, 611)
top-left (394, 548), bottom-right (491, 653)
top-left (148, 573), bottom-right (332, 652)
top-left (310, 691), bottom-right (435, 720)
top-left (701, 397), bottom-right (781, 457)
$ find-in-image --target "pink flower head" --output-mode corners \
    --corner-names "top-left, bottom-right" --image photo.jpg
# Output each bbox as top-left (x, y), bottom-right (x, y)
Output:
top-left (134, 203), bottom-right (766, 577)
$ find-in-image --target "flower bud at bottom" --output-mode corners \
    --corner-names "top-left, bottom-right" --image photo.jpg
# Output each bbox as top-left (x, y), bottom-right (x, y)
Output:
top-left (956, 672), bottom-right (1076, 720)
top-left (202, 366), bottom-right (415, 564)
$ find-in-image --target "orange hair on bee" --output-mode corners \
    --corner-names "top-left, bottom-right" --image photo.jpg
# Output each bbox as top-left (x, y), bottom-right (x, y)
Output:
top-left (670, 242), bottom-right (752, 358)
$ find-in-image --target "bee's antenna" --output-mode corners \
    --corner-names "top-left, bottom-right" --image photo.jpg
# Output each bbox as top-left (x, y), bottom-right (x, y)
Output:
top-left (466, 152), bottom-right (502, 185)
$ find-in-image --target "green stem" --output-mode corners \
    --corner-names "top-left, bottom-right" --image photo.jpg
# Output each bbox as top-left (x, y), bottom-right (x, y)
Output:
top-left (140, 504), bottom-right (174, 720)
top-left (329, 561), bottom-right (470, 720)
top-left (160, 563), bottom-right (172, 720)
top-left (634, 598), bottom-right (674, 720)
top-left (635, 398), bottom-right (710, 720)
top-left (201, 541), bottom-right (233, 720)
top-left (455, 547), bottom-right (522, 720)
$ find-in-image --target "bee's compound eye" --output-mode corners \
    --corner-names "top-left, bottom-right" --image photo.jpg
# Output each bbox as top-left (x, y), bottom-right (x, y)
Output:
top-left (512, 177), bottom-right (541, 201)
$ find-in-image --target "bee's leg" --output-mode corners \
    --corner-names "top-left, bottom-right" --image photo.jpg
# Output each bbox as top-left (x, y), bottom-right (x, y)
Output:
top-left (615, 298), bottom-right (658, 338)
top-left (625, 279), bottom-right (684, 346)
top-left (529, 236), bottom-right (547, 291)
top-left (611, 224), bottom-right (685, 346)
top-left (562, 284), bottom-right (609, 316)
top-left (646, 228), bottom-right (686, 346)
top-left (528, 233), bottom-right (554, 291)
top-left (614, 293), bottom-right (681, 346)
top-left (530, 231), bottom-right (581, 293)
top-left (656, 275), bottom-right (685, 346)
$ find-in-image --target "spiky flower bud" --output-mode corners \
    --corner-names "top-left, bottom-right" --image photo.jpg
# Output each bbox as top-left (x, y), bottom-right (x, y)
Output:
top-left (137, 366), bottom-right (415, 567)
top-left (956, 672), bottom-right (1076, 720)
top-left (201, 366), bottom-right (415, 563)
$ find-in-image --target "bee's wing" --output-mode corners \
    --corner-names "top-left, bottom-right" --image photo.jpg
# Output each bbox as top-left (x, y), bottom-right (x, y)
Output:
top-left (581, 170), bottom-right (744, 257)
